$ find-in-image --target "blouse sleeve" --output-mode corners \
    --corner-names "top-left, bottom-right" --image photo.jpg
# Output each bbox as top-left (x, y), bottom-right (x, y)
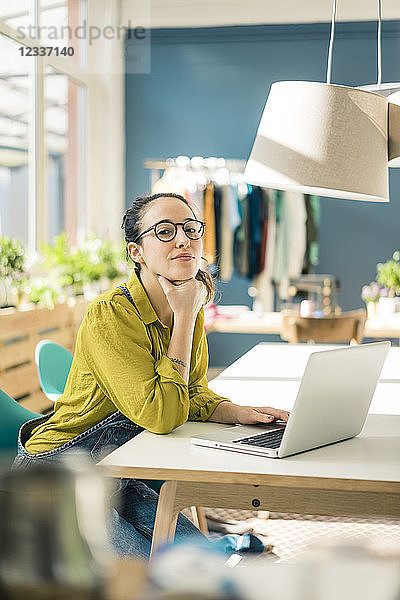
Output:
top-left (188, 307), bottom-right (231, 422)
top-left (80, 300), bottom-right (190, 434)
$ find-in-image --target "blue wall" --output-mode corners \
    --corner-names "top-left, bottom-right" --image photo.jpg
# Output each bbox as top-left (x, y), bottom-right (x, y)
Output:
top-left (125, 22), bottom-right (400, 366)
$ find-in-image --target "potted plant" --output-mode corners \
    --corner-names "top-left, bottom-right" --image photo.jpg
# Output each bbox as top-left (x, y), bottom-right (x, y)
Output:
top-left (361, 282), bottom-right (388, 319)
top-left (97, 238), bottom-right (129, 287)
top-left (375, 251), bottom-right (400, 316)
top-left (40, 233), bottom-right (129, 300)
top-left (81, 236), bottom-right (128, 297)
top-left (0, 237), bottom-right (27, 307)
top-left (26, 277), bottom-right (64, 310)
top-left (41, 234), bottom-right (101, 297)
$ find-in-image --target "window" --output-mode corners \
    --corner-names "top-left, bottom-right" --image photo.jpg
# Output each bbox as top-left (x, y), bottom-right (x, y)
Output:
top-left (45, 67), bottom-right (86, 243)
top-left (0, 34), bottom-right (31, 245)
top-left (0, 0), bottom-right (89, 252)
top-left (39, 0), bottom-right (87, 66)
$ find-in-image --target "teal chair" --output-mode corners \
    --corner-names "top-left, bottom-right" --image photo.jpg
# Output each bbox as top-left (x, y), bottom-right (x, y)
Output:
top-left (35, 340), bottom-right (73, 402)
top-left (35, 340), bottom-right (163, 493)
top-left (0, 388), bottom-right (39, 463)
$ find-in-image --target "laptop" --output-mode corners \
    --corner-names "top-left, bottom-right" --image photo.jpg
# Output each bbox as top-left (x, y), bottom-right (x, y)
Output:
top-left (191, 341), bottom-right (390, 459)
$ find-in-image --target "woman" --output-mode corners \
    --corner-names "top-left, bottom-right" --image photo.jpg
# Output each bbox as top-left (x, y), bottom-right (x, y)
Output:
top-left (15, 192), bottom-right (289, 558)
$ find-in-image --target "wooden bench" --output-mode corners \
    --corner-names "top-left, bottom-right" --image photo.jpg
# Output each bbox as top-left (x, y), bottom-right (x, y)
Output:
top-left (0, 299), bottom-right (88, 413)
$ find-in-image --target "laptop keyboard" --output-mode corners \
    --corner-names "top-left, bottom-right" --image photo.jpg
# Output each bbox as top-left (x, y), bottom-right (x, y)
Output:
top-left (232, 428), bottom-right (285, 449)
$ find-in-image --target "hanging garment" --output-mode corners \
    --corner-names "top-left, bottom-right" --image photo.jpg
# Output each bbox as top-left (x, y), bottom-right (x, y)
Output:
top-left (187, 186), bottom-right (205, 220)
top-left (151, 167), bottom-right (188, 197)
top-left (203, 183), bottom-right (216, 266)
top-left (233, 185), bottom-right (271, 280)
top-left (286, 191), bottom-right (307, 279)
top-left (272, 191), bottom-right (307, 300)
top-left (219, 184), bottom-right (241, 282)
top-left (233, 184), bottom-right (250, 277)
top-left (213, 184), bottom-right (223, 277)
top-left (272, 190), bottom-right (286, 287)
top-left (248, 186), bottom-right (261, 279)
top-left (255, 187), bottom-right (269, 276)
top-left (253, 191), bottom-right (276, 312)
top-left (258, 189), bottom-right (269, 274)
top-left (303, 194), bottom-right (320, 272)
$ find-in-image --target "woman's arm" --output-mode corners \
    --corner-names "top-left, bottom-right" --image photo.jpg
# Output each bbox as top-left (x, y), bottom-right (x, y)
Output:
top-left (157, 277), bottom-right (291, 427)
top-left (157, 274), bottom-right (206, 384)
top-left (208, 401), bottom-right (290, 425)
top-left (81, 301), bottom-right (191, 434)
top-left (166, 312), bottom-right (195, 384)
top-left (185, 308), bottom-right (290, 426)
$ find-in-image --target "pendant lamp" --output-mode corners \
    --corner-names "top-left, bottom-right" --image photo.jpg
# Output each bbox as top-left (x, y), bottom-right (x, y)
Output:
top-left (388, 92), bottom-right (400, 167)
top-left (357, 0), bottom-right (400, 168)
top-left (244, 0), bottom-right (400, 202)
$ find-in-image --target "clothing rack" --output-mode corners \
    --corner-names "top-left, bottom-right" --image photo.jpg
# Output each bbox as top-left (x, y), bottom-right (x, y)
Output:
top-left (144, 156), bottom-right (247, 188)
top-left (142, 156), bottom-right (320, 310)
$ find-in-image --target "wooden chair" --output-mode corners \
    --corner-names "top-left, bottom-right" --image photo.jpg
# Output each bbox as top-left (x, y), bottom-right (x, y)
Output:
top-left (280, 309), bottom-right (367, 345)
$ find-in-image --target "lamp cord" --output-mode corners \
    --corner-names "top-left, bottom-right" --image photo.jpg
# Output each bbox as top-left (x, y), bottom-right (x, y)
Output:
top-left (326, 0), bottom-right (337, 85)
top-left (377, 0), bottom-right (382, 88)
top-left (327, 0), bottom-right (383, 87)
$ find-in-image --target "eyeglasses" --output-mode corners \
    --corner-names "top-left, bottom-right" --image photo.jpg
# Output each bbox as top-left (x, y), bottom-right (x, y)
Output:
top-left (134, 219), bottom-right (206, 243)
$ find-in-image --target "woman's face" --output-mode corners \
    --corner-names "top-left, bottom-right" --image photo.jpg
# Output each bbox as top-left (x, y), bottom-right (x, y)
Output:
top-left (128, 197), bottom-right (203, 281)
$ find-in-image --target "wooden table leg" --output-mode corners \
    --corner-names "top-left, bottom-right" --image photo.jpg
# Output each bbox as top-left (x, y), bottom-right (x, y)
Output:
top-left (190, 506), bottom-right (208, 534)
top-left (150, 481), bottom-right (179, 558)
top-left (149, 477), bottom-right (400, 559)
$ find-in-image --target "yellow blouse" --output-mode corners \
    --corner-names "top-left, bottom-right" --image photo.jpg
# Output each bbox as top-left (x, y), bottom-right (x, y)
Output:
top-left (25, 270), bottom-right (230, 454)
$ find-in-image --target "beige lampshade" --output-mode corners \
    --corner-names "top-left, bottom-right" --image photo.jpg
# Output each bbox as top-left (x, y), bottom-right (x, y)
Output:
top-left (244, 81), bottom-right (390, 202)
top-left (388, 91), bottom-right (400, 167)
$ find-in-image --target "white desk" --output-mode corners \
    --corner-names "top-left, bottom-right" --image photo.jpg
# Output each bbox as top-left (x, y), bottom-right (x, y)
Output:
top-left (207, 311), bottom-right (400, 343)
top-left (100, 343), bottom-right (400, 557)
top-left (209, 343), bottom-right (400, 416)
top-left (212, 343), bottom-right (400, 381)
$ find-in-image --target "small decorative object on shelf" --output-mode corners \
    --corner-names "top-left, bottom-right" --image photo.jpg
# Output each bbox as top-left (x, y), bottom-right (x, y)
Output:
top-left (376, 251), bottom-right (400, 298)
top-left (362, 251), bottom-right (400, 319)
top-left (300, 299), bottom-right (314, 317)
top-left (288, 274), bottom-right (339, 315)
top-left (361, 281), bottom-right (388, 319)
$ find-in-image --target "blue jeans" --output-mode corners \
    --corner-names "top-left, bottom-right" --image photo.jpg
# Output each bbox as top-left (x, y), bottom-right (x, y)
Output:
top-left (13, 411), bottom-right (205, 559)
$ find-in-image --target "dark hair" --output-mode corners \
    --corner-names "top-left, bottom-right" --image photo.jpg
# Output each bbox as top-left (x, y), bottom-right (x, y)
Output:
top-left (121, 192), bottom-right (215, 304)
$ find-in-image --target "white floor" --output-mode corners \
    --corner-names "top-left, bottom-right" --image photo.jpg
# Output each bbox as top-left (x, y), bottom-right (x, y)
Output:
top-left (197, 508), bottom-right (400, 562)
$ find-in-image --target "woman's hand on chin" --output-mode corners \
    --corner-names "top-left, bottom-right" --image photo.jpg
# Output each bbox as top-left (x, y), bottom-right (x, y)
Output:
top-left (157, 274), bottom-right (207, 318)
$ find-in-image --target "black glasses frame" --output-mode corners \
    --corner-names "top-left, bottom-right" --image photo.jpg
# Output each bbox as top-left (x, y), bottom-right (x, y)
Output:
top-left (133, 218), bottom-right (206, 243)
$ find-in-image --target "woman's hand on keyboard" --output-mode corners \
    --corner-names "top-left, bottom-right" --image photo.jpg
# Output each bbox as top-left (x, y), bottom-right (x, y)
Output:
top-left (208, 401), bottom-right (290, 425)
top-left (235, 406), bottom-right (290, 425)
